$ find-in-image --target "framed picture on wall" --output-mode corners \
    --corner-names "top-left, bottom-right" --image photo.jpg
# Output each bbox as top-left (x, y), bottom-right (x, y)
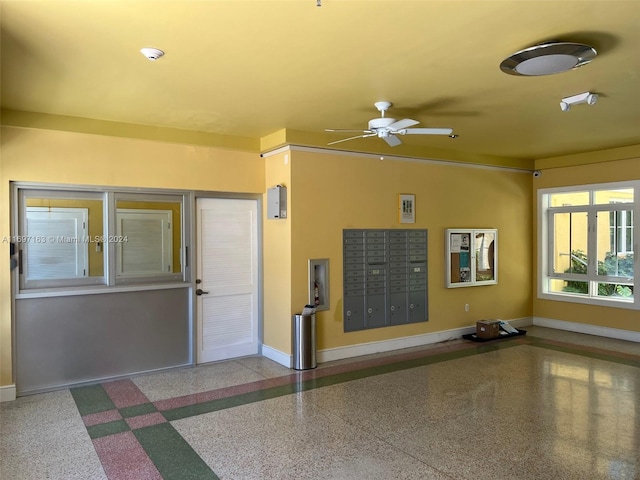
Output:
top-left (399, 194), bottom-right (415, 223)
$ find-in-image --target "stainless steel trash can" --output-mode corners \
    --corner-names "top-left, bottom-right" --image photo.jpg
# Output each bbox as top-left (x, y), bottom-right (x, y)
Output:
top-left (292, 314), bottom-right (316, 370)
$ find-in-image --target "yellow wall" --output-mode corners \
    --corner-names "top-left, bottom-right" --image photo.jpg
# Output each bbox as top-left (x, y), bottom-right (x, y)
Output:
top-left (533, 151), bottom-right (640, 333)
top-left (290, 150), bottom-right (533, 350)
top-left (262, 152), bottom-right (292, 354)
top-left (0, 126), bottom-right (265, 386)
top-left (17, 125), bottom-right (640, 390)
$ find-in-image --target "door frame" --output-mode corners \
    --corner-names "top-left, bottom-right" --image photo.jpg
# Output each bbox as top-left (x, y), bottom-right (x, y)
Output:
top-left (191, 192), bottom-right (263, 364)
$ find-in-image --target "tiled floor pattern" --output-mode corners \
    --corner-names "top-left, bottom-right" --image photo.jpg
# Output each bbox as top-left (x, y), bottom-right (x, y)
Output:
top-left (72, 339), bottom-right (489, 479)
top-left (2, 327), bottom-right (640, 479)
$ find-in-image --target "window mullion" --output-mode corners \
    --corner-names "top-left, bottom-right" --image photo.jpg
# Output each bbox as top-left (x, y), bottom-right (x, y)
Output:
top-left (635, 186), bottom-right (640, 307)
top-left (588, 209), bottom-right (601, 298)
top-left (547, 210), bottom-right (554, 285)
top-left (588, 210), bottom-right (596, 279)
top-left (106, 191), bottom-right (116, 286)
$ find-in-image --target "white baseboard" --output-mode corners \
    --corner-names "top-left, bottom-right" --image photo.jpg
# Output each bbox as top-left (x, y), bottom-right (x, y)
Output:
top-left (261, 344), bottom-right (292, 368)
top-left (501, 317), bottom-right (533, 329)
top-left (0, 384), bottom-right (16, 402)
top-left (533, 317), bottom-right (640, 343)
top-left (317, 317), bottom-right (533, 364)
top-left (262, 317), bottom-right (533, 368)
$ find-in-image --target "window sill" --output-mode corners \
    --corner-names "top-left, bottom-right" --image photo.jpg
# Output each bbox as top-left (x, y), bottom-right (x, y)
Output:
top-left (16, 282), bottom-right (191, 300)
top-left (538, 291), bottom-right (638, 310)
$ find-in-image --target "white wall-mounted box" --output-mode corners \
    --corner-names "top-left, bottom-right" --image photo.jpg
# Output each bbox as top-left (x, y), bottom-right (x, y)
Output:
top-left (267, 185), bottom-right (287, 219)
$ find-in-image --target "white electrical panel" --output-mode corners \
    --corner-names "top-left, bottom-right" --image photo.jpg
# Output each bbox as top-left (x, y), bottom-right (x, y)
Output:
top-left (267, 185), bottom-right (287, 219)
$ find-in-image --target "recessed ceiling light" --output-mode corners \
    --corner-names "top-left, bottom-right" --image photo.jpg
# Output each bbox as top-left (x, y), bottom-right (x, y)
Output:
top-left (140, 48), bottom-right (165, 61)
top-left (500, 42), bottom-right (596, 76)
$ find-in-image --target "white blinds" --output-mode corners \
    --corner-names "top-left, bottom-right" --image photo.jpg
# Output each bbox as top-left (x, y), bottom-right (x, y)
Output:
top-left (116, 209), bottom-right (172, 276)
top-left (25, 207), bottom-right (88, 280)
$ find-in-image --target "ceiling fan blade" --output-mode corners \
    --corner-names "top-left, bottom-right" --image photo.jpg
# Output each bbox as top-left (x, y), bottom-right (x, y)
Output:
top-left (384, 135), bottom-right (402, 147)
top-left (388, 118), bottom-right (419, 130)
top-left (325, 128), bottom-right (370, 133)
top-left (327, 133), bottom-right (376, 146)
top-left (399, 128), bottom-right (453, 135)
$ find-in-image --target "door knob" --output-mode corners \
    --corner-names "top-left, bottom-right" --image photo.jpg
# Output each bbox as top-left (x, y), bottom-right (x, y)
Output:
top-left (196, 288), bottom-right (209, 296)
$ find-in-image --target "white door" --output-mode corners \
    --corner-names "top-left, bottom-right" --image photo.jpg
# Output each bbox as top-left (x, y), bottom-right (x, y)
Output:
top-left (196, 198), bottom-right (259, 363)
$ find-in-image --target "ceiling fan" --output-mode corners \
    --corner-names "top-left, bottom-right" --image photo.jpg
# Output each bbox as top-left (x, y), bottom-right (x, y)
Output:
top-left (325, 101), bottom-right (453, 147)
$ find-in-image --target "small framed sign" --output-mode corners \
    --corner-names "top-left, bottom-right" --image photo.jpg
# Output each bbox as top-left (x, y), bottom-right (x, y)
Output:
top-left (398, 194), bottom-right (415, 223)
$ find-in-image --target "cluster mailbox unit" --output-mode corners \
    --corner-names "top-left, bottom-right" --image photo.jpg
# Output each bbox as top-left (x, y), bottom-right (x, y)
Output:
top-left (343, 229), bottom-right (428, 332)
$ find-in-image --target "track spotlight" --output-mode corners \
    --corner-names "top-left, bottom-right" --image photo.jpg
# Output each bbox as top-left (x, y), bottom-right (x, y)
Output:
top-left (560, 92), bottom-right (598, 112)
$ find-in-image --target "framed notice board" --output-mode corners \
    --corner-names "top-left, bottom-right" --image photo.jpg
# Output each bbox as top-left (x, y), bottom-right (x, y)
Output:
top-left (446, 229), bottom-right (497, 288)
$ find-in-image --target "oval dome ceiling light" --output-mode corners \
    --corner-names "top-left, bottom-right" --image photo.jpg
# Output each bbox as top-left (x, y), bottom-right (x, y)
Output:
top-left (140, 48), bottom-right (165, 61)
top-left (500, 42), bottom-right (596, 76)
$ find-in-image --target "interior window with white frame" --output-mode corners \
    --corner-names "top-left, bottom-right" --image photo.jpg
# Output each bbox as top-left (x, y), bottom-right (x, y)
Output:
top-left (538, 182), bottom-right (638, 309)
top-left (114, 194), bottom-right (184, 285)
top-left (17, 190), bottom-right (106, 290)
top-left (14, 186), bottom-right (188, 292)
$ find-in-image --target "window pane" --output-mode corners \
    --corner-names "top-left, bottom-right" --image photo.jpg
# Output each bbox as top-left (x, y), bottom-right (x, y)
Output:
top-left (596, 283), bottom-right (633, 298)
top-left (116, 210), bottom-right (173, 276)
top-left (24, 197), bottom-right (104, 280)
top-left (594, 188), bottom-right (634, 205)
top-left (475, 232), bottom-right (495, 282)
top-left (116, 199), bottom-right (182, 276)
top-left (599, 210), bottom-right (634, 278)
top-left (549, 278), bottom-right (588, 295)
top-left (549, 191), bottom-right (589, 207)
top-left (26, 208), bottom-right (88, 279)
top-left (599, 252), bottom-right (634, 278)
top-left (552, 212), bottom-right (588, 275)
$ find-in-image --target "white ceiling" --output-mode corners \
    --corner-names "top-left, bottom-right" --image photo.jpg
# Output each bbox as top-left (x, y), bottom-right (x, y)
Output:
top-left (1, 0), bottom-right (639, 166)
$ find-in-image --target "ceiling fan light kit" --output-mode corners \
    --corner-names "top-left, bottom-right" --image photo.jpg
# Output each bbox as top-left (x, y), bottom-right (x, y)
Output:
top-left (500, 41), bottom-right (597, 76)
top-left (326, 101), bottom-right (453, 147)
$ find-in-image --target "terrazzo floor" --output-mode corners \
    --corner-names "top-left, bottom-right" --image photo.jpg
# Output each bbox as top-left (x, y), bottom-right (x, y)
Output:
top-left (1, 326), bottom-right (639, 479)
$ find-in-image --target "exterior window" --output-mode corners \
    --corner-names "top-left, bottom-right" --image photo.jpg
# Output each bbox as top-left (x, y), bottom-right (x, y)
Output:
top-left (539, 183), bottom-right (638, 308)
